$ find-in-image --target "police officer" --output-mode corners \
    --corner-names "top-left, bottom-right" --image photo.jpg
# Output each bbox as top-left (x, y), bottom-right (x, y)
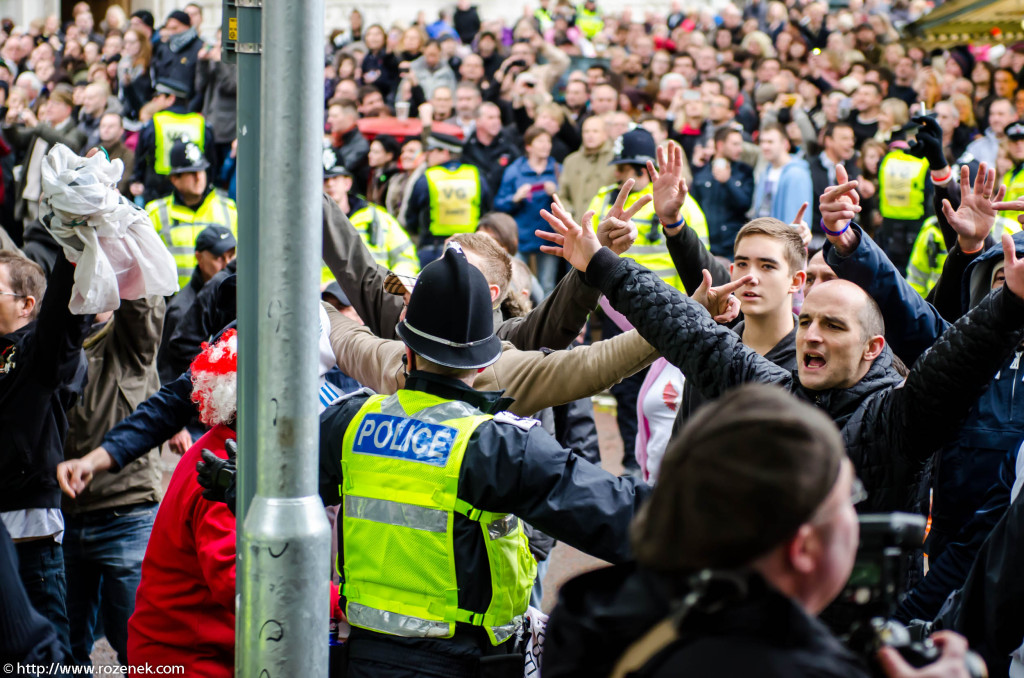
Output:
top-left (907, 213), bottom-right (1022, 297)
top-left (199, 245), bottom-right (648, 678)
top-left (586, 128), bottom-right (709, 293)
top-left (147, 138), bottom-right (238, 289)
top-left (322, 152), bottom-right (418, 284)
top-left (406, 132), bottom-right (493, 269)
top-left (877, 127), bottom-right (932, 273)
top-left (1000, 119), bottom-right (1024, 220)
top-left (129, 78), bottom-right (216, 205)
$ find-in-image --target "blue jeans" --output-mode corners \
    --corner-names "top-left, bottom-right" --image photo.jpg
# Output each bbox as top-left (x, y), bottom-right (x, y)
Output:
top-left (63, 502), bottom-right (157, 665)
top-left (530, 556), bottom-right (550, 609)
top-left (520, 252), bottom-right (562, 296)
top-left (17, 537), bottom-right (72, 659)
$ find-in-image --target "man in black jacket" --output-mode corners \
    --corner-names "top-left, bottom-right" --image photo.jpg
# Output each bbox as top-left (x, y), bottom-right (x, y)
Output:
top-left (537, 180), bottom-right (1024, 514)
top-left (460, 102), bottom-right (521, 195)
top-left (0, 251), bottom-right (92, 659)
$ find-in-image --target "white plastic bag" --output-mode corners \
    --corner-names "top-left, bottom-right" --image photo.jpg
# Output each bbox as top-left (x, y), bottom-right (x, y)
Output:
top-left (40, 143), bottom-right (178, 314)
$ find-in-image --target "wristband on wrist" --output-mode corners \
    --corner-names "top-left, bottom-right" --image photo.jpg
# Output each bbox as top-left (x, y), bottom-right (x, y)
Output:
top-left (820, 218), bottom-right (850, 237)
top-left (661, 215), bottom-right (686, 229)
top-left (931, 167), bottom-right (952, 183)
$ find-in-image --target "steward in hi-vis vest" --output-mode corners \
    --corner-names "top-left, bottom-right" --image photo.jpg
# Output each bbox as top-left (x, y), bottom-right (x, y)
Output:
top-left (876, 131), bottom-right (932, 274)
top-left (588, 128), bottom-right (710, 292)
top-left (130, 78), bottom-right (216, 205)
top-left (407, 133), bottom-right (493, 269)
top-left (999, 119), bottom-right (1024, 221)
top-left (317, 247), bottom-right (649, 676)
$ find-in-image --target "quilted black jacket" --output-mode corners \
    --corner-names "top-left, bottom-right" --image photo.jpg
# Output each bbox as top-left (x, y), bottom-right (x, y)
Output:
top-left (585, 248), bottom-right (1024, 513)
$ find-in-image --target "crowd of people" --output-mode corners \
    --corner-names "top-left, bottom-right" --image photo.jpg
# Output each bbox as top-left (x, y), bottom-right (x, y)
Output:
top-left (3, 0), bottom-right (1024, 676)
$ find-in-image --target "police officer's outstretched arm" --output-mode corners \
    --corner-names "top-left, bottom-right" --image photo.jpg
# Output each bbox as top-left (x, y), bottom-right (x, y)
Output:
top-left (460, 419), bottom-right (651, 564)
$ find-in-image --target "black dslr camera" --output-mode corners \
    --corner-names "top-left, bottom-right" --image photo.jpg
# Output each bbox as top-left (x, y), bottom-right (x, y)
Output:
top-left (827, 513), bottom-right (986, 678)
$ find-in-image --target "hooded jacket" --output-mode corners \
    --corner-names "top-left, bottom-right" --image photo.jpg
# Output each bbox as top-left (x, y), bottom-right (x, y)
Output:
top-left (584, 247), bottom-right (1024, 513)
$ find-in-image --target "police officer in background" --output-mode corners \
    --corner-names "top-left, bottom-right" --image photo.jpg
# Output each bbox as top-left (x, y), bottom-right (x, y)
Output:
top-left (876, 127), bottom-right (932, 274)
top-left (321, 152), bottom-right (418, 285)
top-left (147, 138), bottom-right (237, 289)
top-left (199, 245), bottom-right (648, 678)
top-left (406, 132), bottom-right (493, 269)
top-left (587, 128), bottom-right (709, 293)
top-left (130, 78), bottom-right (217, 205)
top-left (1000, 119), bottom-right (1024, 220)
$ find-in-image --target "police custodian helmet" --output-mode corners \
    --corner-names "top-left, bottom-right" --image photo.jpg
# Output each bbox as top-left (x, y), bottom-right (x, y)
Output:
top-left (396, 244), bottom-right (501, 370)
top-left (609, 127), bottom-right (657, 167)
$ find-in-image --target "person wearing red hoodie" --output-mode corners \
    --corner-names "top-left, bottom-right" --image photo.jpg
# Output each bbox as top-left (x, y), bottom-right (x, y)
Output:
top-left (127, 330), bottom-right (238, 676)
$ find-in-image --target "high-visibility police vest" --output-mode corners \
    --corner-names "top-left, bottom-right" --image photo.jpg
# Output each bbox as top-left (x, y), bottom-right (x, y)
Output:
top-left (425, 164), bottom-right (482, 237)
top-left (878, 150), bottom-right (928, 221)
top-left (147, 190), bottom-right (238, 288)
top-left (586, 182), bottom-right (710, 292)
top-left (152, 110), bottom-right (206, 176)
top-left (906, 215), bottom-right (1021, 297)
top-left (906, 217), bottom-right (945, 297)
top-left (341, 391), bottom-right (537, 646)
top-left (320, 202), bottom-right (419, 284)
top-left (575, 5), bottom-right (604, 38)
top-left (1000, 165), bottom-right (1024, 220)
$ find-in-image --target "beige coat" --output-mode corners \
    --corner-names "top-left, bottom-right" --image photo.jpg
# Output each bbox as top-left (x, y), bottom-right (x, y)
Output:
top-left (558, 142), bottom-right (616, 221)
top-left (326, 303), bottom-right (658, 416)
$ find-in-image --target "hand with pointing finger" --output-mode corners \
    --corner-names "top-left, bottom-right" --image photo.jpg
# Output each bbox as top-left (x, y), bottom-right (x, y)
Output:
top-left (790, 202), bottom-right (812, 248)
top-left (690, 269), bottom-right (754, 323)
top-left (818, 164), bottom-right (862, 256)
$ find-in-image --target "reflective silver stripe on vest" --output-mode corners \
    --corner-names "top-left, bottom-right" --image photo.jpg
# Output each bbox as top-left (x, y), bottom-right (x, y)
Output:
top-left (348, 603), bottom-right (524, 643)
top-left (491, 614), bottom-right (525, 644)
top-left (347, 602), bottom-right (451, 638)
top-left (345, 495), bottom-right (447, 532)
top-left (630, 244), bottom-right (669, 255)
top-left (486, 514), bottom-right (518, 540)
top-left (156, 201), bottom-right (172, 245)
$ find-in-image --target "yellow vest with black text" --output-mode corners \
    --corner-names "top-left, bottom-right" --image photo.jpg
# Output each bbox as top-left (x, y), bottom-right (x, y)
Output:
top-left (425, 165), bottom-right (482, 236)
top-left (341, 391), bottom-right (536, 646)
top-left (320, 203), bottom-right (419, 284)
top-left (587, 182), bottom-right (710, 292)
top-left (152, 110), bottom-right (206, 176)
top-left (878, 150), bottom-right (928, 221)
top-left (147, 190), bottom-right (238, 288)
top-left (1001, 165), bottom-right (1024, 220)
top-left (575, 6), bottom-right (604, 38)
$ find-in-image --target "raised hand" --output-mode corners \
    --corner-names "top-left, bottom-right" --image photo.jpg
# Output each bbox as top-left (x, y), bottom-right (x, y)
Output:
top-left (818, 164), bottom-right (862, 255)
top-left (537, 202), bottom-right (602, 272)
top-left (599, 177), bottom-right (653, 226)
top-left (791, 202), bottom-right (812, 248)
top-left (568, 192), bottom-right (637, 254)
top-left (942, 162), bottom-right (1005, 252)
top-left (690, 269), bottom-right (755, 323)
top-left (647, 142), bottom-right (689, 231)
top-left (1001, 232), bottom-right (1024, 301)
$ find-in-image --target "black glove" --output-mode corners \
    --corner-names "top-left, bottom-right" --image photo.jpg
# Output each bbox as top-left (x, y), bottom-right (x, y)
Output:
top-left (196, 438), bottom-right (237, 516)
top-left (906, 115), bottom-right (948, 172)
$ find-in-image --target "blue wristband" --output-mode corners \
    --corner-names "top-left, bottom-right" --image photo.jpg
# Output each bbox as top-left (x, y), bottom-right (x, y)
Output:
top-left (820, 218), bottom-right (850, 237)
top-left (661, 216), bottom-right (686, 229)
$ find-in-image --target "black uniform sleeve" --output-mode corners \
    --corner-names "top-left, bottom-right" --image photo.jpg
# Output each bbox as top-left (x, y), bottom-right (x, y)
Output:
top-left (459, 419), bottom-right (652, 564)
top-left (318, 392), bottom-right (373, 506)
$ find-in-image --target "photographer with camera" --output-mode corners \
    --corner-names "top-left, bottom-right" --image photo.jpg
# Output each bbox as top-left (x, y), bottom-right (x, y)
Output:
top-left (544, 384), bottom-right (978, 678)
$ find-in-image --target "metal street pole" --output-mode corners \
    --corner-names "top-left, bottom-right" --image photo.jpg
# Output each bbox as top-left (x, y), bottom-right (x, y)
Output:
top-left (237, 0), bottom-right (329, 675)
top-left (225, 0), bottom-right (264, 672)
